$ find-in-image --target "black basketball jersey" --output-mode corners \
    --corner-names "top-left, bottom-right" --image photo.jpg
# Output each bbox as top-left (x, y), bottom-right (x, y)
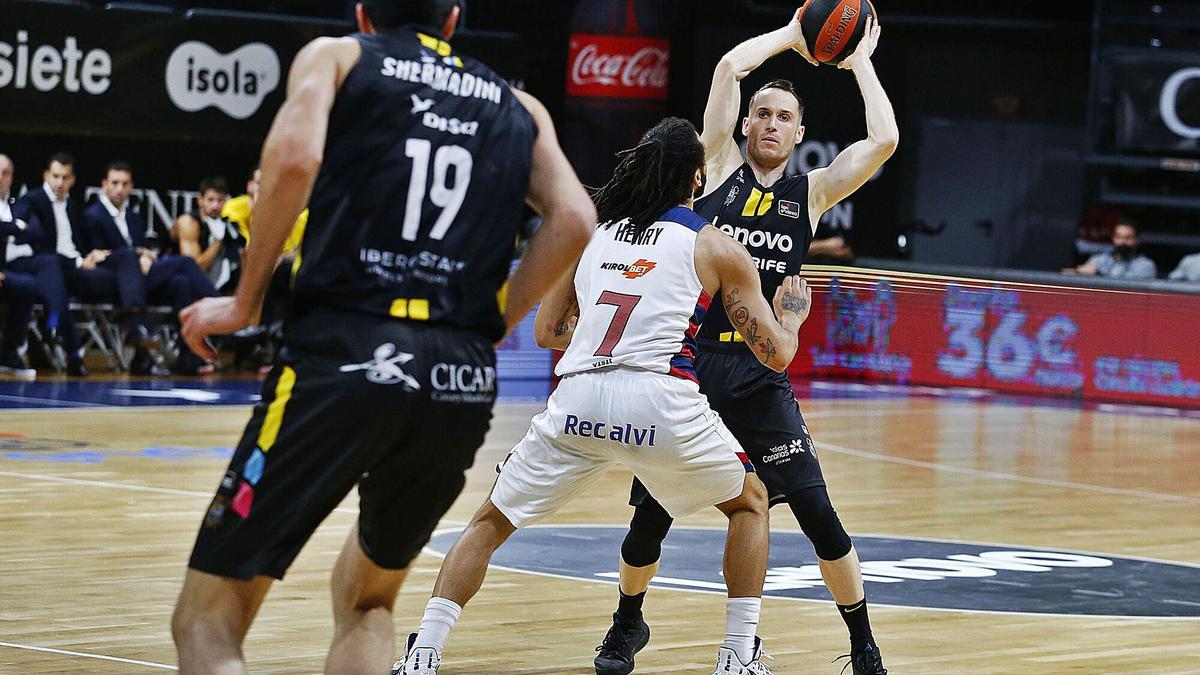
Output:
top-left (695, 163), bottom-right (813, 348)
top-left (293, 29), bottom-right (537, 341)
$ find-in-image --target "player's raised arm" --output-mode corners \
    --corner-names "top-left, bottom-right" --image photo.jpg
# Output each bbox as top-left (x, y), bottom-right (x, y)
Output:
top-left (701, 11), bottom-right (816, 192)
top-left (699, 226), bottom-right (811, 372)
top-left (180, 36), bottom-right (360, 359)
top-left (807, 17), bottom-right (898, 230)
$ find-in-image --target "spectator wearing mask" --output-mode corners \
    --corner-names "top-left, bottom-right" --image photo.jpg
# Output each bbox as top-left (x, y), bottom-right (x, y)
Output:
top-left (0, 153), bottom-right (40, 379)
top-left (1064, 219), bottom-right (1157, 280)
top-left (85, 161), bottom-right (221, 374)
top-left (1168, 252), bottom-right (1200, 282)
top-left (173, 177), bottom-right (246, 295)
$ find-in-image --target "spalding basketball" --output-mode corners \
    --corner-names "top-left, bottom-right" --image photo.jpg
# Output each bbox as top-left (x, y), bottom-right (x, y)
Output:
top-left (797, 0), bottom-right (876, 66)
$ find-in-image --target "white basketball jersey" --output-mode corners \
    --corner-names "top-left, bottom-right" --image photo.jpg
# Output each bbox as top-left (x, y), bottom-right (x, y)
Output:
top-left (556, 206), bottom-right (712, 382)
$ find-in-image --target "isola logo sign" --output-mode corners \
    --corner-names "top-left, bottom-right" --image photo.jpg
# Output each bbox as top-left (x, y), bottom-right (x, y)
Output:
top-left (425, 526), bottom-right (1200, 618)
top-left (165, 41), bottom-right (280, 119)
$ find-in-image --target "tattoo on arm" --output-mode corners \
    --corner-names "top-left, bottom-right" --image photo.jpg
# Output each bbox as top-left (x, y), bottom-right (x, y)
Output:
top-left (553, 298), bottom-right (579, 336)
top-left (781, 292), bottom-right (807, 314)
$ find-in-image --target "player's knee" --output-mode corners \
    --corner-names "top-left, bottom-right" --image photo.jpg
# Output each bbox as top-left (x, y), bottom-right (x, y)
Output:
top-left (621, 502), bottom-right (673, 567)
top-left (171, 603), bottom-right (233, 653)
top-left (741, 474), bottom-right (769, 514)
top-left (787, 486), bottom-right (852, 561)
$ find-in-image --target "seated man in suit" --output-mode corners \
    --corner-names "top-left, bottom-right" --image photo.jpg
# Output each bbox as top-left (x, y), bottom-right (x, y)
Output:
top-left (86, 161), bottom-right (220, 375)
top-left (0, 153), bottom-right (39, 379)
top-left (173, 177), bottom-right (245, 295)
top-left (15, 152), bottom-right (161, 375)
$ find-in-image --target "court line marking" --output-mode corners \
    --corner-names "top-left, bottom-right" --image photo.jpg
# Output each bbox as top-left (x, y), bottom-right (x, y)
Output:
top-left (0, 640), bottom-right (176, 670)
top-left (424, 524), bottom-right (1200, 622)
top-left (816, 440), bottom-right (1200, 505)
top-left (0, 393), bottom-right (115, 408)
top-left (0, 469), bottom-right (468, 525)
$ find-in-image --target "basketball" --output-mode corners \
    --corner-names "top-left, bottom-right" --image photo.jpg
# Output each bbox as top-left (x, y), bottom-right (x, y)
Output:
top-left (797, 0), bottom-right (877, 65)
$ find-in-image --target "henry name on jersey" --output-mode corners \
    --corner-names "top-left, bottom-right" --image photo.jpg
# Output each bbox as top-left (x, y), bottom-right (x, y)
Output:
top-left (564, 414), bottom-right (658, 447)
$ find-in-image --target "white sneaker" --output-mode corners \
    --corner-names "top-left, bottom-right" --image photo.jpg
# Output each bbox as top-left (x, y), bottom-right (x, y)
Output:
top-left (391, 633), bottom-right (441, 675)
top-left (712, 636), bottom-right (773, 674)
top-left (0, 361), bottom-right (36, 381)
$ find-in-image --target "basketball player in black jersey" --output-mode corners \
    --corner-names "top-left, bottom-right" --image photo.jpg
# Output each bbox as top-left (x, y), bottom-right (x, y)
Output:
top-left (170, 1), bottom-right (595, 672)
top-left (594, 12), bottom-right (897, 675)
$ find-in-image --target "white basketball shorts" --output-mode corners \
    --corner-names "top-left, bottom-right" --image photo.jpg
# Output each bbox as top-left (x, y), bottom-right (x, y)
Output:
top-left (491, 368), bottom-right (753, 527)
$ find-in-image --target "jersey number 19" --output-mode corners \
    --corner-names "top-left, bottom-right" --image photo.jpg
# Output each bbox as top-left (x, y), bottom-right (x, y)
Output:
top-left (402, 138), bottom-right (474, 242)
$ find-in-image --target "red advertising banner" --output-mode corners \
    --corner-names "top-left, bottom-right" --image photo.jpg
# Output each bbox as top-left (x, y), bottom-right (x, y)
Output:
top-left (790, 267), bottom-right (1200, 408)
top-left (566, 34), bottom-right (670, 100)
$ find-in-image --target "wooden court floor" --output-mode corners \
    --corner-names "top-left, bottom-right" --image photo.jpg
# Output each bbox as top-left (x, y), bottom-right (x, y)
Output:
top-left (1, 394), bottom-right (1198, 673)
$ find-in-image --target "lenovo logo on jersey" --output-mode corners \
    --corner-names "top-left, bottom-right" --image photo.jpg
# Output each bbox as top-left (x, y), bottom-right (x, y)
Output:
top-left (718, 224), bottom-right (794, 253)
top-left (600, 259), bottom-right (657, 279)
top-left (165, 42), bottom-right (280, 120)
top-left (567, 35), bottom-right (669, 100)
top-left (0, 31), bottom-right (112, 94)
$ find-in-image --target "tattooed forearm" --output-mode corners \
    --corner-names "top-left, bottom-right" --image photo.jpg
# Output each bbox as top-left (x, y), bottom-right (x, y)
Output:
top-left (757, 337), bottom-right (777, 361)
top-left (781, 292), bottom-right (808, 314)
top-left (553, 299), bottom-right (579, 336)
top-left (745, 317), bottom-right (761, 345)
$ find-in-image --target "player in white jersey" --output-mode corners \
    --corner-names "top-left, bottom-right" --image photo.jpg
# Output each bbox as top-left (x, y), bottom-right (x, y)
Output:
top-left (395, 118), bottom-right (812, 675)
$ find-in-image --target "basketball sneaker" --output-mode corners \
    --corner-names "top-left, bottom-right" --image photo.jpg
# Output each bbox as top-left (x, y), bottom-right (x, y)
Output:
top-left (594, 612), bottom-right (651, 675)
top-left (391, 633), bottom-right (440, 675)
top-left (712, 636), bottom-right (772, 674)
top-left (834, 641), bottom-right (887, 674)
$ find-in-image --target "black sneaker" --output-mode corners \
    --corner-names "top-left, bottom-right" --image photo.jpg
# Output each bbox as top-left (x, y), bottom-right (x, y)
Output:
top-left (835, 642), bottom-right (887, 675)
top-left (594, 612), bottom-right (650, 675)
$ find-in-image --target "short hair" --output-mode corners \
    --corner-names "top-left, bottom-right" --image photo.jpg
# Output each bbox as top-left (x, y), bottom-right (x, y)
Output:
top-left (199, 176), bottom-right (230, 196)
top-left (105, 160), bottom-right (133, 179)
top-left (1116, 216), bottom-right (1140, 235)
top-left (361, 0), bottom-right (459, 32)
top-left (47, 152), bottom-right (76, 171)
top-left (750, 79), bottom-right (805, 120)
top-left (592, 117), bottom-right (706, 233)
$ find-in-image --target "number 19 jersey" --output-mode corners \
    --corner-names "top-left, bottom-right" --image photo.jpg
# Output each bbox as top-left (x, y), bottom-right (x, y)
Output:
top-left (293, 29), bottom-right (537, 341)
top-left (556, 207), bottom-right (713, 382)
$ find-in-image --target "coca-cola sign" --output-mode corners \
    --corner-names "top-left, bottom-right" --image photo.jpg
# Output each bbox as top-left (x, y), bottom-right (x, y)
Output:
top-left (567, 34), bottom-right (670, 100)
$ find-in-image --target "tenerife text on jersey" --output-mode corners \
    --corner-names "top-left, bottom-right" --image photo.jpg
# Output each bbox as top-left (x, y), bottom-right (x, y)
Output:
top-left (380, 58), bottom-right (503, 105)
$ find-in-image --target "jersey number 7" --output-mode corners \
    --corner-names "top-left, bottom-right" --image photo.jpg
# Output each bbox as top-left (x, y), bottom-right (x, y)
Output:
top-left (593, 291), bottom-right (642, 358)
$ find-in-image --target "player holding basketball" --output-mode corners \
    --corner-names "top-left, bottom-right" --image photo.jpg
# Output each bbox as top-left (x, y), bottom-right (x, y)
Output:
top-left (394, 117), bottom-right (814, 675)
top-left (593, 10), bottom-right (897, 675)
top-left (170, 1), bottom-right (596, 672)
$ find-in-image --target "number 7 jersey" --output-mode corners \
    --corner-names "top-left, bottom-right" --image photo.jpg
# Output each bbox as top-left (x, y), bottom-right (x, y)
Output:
top-left (292, 29), bottom-right (537, 341)
top-left (556, 207), bottom-right (713, 383)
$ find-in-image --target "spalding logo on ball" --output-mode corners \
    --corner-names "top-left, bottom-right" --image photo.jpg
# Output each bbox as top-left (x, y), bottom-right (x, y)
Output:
top-left (797, 0), bottom-right (877, 65)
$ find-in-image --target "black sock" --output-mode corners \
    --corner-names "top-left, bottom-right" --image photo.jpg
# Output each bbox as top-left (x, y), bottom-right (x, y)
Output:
top-left (616, 590), bottom-right (646, 624)
top-left (836, 598), bottom-right (874, 649)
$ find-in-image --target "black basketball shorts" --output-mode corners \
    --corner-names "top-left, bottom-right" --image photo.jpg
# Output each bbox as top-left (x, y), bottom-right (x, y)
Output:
top-left (188, 307), bottom-right (497, 580)
top-left (630, 346), bottom-right (824, 509)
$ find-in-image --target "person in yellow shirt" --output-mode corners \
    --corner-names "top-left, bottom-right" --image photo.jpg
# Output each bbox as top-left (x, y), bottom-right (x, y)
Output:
top-left (222, 165), bottom-right (308, 255)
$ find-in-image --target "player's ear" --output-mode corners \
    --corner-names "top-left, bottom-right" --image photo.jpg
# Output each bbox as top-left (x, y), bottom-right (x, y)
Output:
top-left (796, 124), bottom-right (805, 145)
top-left (443, 4), bottom-right (461, 40)
top-left (741, 116), bottom-right (751, 137)
top-left (355, 3), bottom-right (374, 34)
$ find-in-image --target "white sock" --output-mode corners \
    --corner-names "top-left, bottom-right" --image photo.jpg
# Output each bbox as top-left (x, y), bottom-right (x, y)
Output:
top-left (723, 596), bottom-right (761, 664)
top-left (413, 597), bottom-right (462, 653)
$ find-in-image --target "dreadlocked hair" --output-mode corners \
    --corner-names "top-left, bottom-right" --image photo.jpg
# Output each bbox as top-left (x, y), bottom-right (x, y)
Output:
top-left (591, 117), bottom-right (705, 234)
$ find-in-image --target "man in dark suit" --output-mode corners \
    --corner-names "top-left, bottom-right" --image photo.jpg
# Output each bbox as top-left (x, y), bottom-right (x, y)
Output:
top-left (85, 161), bottom-right (220, 374)
top-left (0, 153), bottom-right (39, 379)
top-left (15, 152), bottom-right (162, 375)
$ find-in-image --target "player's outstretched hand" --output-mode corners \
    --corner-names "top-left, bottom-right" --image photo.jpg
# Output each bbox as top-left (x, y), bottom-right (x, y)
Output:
top-left (790, 8), bottom-right (819, 66)
top-left (773, 274), bottom-right (813, 328)
top-left (839, 15), bottom-right (880, 70)
top-left (180, 296), bottom-right (251, 362)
